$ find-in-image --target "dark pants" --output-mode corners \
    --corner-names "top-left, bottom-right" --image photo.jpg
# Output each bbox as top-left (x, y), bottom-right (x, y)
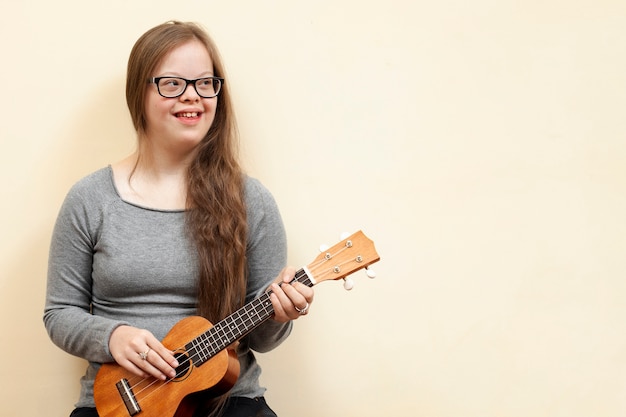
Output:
top-left (70, 397), bottom-right (277, 417)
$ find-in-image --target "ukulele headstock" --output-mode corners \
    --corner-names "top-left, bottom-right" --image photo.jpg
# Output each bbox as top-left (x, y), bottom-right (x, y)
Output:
top-left (305, 230), bottom-right (380, 288)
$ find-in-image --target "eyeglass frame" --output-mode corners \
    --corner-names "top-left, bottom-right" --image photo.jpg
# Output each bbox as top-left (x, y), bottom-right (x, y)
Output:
top-left (149, 76), bottom-right (225, 98)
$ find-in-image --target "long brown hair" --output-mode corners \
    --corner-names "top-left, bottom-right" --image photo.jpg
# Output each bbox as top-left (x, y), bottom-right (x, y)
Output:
top-left (126, 21), bottom-right (247, 325)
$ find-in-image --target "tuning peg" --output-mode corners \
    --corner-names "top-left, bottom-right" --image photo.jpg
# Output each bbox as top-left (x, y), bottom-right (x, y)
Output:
top-left (365, 267), bottom-right (376, 279)
top-left (340, 232), bottom-right (350, 240)
top-left (319, 244), bottom-right (329, 252)
top-left (343, 277), bottom-right (354, 291)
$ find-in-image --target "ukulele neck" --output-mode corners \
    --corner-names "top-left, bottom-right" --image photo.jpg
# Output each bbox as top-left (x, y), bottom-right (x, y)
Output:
top-left (185, 268), bottom-right (313, 367)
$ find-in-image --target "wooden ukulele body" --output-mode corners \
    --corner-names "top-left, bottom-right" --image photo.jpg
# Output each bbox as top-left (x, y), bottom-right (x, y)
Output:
top-left (94, 316), bottom-right (240, 417)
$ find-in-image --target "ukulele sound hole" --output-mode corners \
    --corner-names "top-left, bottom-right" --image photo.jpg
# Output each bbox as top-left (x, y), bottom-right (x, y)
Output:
top-left (172, 351), bottom-right (193, 382)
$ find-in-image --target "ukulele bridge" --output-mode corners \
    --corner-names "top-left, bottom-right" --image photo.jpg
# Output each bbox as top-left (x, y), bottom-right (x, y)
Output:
top-left (115, 378), bottom-right (141, 416)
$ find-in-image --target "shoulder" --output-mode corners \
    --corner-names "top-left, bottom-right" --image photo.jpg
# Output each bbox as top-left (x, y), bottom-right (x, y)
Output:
top-left (66, 166), bottom-right (117, 201)
top-left (53, 167), bottom-right (119, 244)
top-left (59, 166), bottom-right (119, 220)
top-left (244, 176), bottom-right (273, 202)
top-left (243, 176), bottom-right (281, 219)
top-left (243, 175), bottom-right (286, 241)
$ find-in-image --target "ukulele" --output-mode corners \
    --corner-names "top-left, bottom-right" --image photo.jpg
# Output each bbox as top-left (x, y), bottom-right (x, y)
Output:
top-left (94, 230), bottom-right (380, 417)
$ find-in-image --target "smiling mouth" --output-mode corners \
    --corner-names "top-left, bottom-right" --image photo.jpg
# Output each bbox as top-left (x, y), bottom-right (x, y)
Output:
top-left (176, 112), bottom-right (200, 118)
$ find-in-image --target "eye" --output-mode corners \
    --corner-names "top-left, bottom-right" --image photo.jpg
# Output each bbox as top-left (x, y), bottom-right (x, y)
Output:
top-left (161, 78), bottom-right (182, 87)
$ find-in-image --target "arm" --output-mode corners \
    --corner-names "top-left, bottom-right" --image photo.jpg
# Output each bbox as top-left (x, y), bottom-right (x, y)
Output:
top-left (243, 178), bottom-right (313, 353)
top-left (43, 181), bottom-right (128, 363)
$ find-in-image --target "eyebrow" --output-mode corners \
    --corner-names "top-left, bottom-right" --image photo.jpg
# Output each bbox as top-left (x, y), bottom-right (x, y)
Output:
top-left (154, 71), bottom-right (215, 78)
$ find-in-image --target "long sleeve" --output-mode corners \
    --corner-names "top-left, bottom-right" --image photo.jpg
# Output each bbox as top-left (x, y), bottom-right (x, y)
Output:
top-left (43, 177), bottom-right (128, 363)
top-left (242, 177), bottom-right (293, 353)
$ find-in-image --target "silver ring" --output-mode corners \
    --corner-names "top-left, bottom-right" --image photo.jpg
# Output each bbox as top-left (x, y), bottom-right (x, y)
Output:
top-left (138, 348), bottom-right (150, 360)
top-left (294, 302), bottom-right (309, 315)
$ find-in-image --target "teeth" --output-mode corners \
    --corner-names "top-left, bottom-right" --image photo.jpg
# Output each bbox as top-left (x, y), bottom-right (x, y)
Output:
top-left (179, 112), bottom-right (198, 118)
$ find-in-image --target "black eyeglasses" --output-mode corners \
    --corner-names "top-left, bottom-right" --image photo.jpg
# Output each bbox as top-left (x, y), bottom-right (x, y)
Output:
top-left (149, 76), bottom-right (224, 98)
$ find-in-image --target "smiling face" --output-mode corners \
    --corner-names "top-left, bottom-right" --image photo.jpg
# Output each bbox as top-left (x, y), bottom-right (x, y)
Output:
top-left (143, 40), bottom-right (217, 156)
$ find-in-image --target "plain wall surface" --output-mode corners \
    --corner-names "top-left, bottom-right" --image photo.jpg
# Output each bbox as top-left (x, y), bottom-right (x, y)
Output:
top-left (1, 1), bottom-right (625, 416)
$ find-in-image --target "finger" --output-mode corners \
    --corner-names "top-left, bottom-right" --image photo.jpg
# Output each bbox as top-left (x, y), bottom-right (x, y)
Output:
top-left (287, 282), bottom-right (314, 317)
top-left (118, 355), bottom-right (150, 379)
top-left (146, 336), bottom-right (179, 368)
top-left (280, 282), bottom-right (311, 310)
top-left (134, 350), bottom-right (175, 381)
top-left (270, 283), bottom-right (305, 321)
top-left (269, 285), bottom-right (299, 321)
top-left (269, 291), bottom-right (288, 322)
top-left (138, 340), bottom-right (179, 380)
top-left (280, 266), bottom-right (297, 284)
top-left (290, 281), bottom-right (314, 303)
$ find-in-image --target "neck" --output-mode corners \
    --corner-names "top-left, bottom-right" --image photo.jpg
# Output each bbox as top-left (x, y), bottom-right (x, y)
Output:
top-left (113, 148), bottom-right (192, 211)
top-left (134, 136), bottom-right (198, 176)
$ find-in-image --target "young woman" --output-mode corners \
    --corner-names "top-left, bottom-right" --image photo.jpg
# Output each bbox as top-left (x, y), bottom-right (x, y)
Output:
top-left (44, 21), bottom-right (313, 417)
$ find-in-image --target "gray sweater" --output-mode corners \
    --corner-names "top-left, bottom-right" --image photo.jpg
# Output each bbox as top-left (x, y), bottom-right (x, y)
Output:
top-left (44, 166), bottom-right (292, 408)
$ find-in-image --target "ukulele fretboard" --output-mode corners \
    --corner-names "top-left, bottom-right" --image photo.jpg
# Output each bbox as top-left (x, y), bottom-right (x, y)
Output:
top-left (185, 268), bottom-right (313, 367)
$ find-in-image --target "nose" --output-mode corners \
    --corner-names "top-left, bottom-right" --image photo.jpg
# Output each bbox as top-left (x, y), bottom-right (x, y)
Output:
top-left (179, 80), bottom-right (200, 101)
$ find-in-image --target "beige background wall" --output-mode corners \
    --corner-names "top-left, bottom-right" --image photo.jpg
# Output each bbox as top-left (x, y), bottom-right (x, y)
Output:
top-left (1, 1), bottom-right (625, 416)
